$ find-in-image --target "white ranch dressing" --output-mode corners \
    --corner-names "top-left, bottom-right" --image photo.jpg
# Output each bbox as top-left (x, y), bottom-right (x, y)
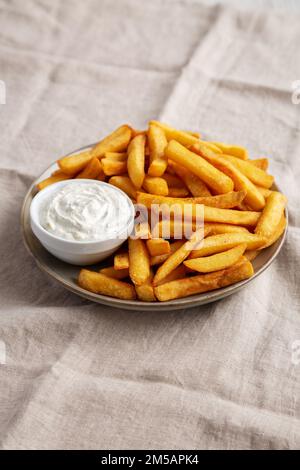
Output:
top-left (40, 182), bottom-right (132, 241)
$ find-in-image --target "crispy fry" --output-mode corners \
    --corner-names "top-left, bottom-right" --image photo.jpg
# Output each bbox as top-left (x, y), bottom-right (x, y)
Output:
top-left (99, 266), bottom-right (129, 280)
top-left (114, 252), bottom-right (129, 270)
top-left (147, 124), bottom-right (168, 176)
top-left (260, 214), bottom-right (287, 248)
top-left (161, 173), bottom-right (184, 188)
top-left (154, 258), bottom-right (254, 301)
top-left (127, 134), bottom-right (146, 189)
top-left (189, 232), bottom-right (266, 258)
top-left (155, 265), bottom-right (187, 286)
top-left (78, 270), bottom-right (136, 300)
top-left (109, 175), bottom-right (137, 200)
top-left (143, 176), bottom-right (169, 196)
top-left (169, 161), bottom-right (211, 197)
top-left (134, 221), bottom-right (151, 240)
top-left (256, 186), bottom-right (272, 199)
top-left (168, 187), bottom-right (190, 197)
top-left (102, 159), bottom-right (127, 176)
top-left (192, 143), bottom-right (265, 210)
top-left (222, 154), bottom-right (274, 189)
top-left (199, 141), bottom-right (223, 154)
top-left (91, 125), bottom-right (132, 158)
top-left (153, 220), bottom-right (212, 239)
top-left (150, 240), bottom-right (184, 266)
top-left (211, 142), bottom-right (248, 160)
top-left (150, 121), bottom-right (199, 147)
top-left (135, 270), bottom-right (156, 301)
top-left (58, 150), bottom-right (92, 176)
top-left (204, 223), bottom-right (249, 235)
top-left (244, 250), bottom-right (259, 261)
top-left (184, 243), bottom-right (247, 273)
top-left (153, 229), bottom-right (205, 286)
top-left (250, 158), bottom-right (269, 171)
top-left (37, 173), bottom-right (71, 191)
top-left (255, 191), bottom-right (287, 239)
top-left (104, 152), bottom-right (127, 161)
top-left (128, 238), bottom-right (150, 286)
top-left (137, 191), bottom-right (247, 213)
top-left (166, 140), bottom-right (234, 194)
top-left (76, 157), bottom-right (103, 179)
top-left (146, 238), bottom-right (170, 256)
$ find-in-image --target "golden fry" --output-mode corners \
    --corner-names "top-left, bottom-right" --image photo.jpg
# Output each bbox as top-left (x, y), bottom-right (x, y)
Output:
top-left (58, 150), bottom-right (92, 176)
top-left (154, 258), bottom-right (254, 301)
top-left (127, 134), bottom-right (146, 189)
top-left (211, 142), bottom-right (248, 159)
top-left (222, 154), bottom-right (274, 188)
top-left (102, 159), bottom-right (127, 176)
top-left (147, 124), bottom-right (168, 176)
top-left (166, 140), bottom-right (234, 194)
top-left (78, 270), bottom-right (136, 300)
top-left (150, 121), bottom-right (199, 147)
top-left (99, 266), bottom-right (129, 280)
top-left (91, 125), bottom-right (132, 158)
top-left (114, 252), bottom-right (130, 270)
top-left (192, 144), bottom-right (265, 210)
top-left (169, 161), bottom-right (211, 197)
top-left (37, 173), bottom-right (70, 191)
top-left (150, 240), bottom-right (184, 266)
top-left (143, 176), bottom-right (169, 196)
top-left (189, 232), bottom-right (266, 258)
top-left (255, 192), bottom-right (287, 239)
top-left (184, 243), bottom-right (247, 273)
top-left (76, 157), bottom-right (103, 179)
top-left (153, 229), bottom-right (205, 286)
top-left (109, 175), bottom-right (137, 200)
top-left (146, 238), bottom-right (170, 256)
top-left (128, 238), bottom-right (150, 286)
top-left (135, 270), bottom-right (156, 301)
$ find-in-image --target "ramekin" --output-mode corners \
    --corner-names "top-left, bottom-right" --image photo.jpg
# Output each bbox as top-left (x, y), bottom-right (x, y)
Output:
top-left (30, 179), bottom-right (135, 265)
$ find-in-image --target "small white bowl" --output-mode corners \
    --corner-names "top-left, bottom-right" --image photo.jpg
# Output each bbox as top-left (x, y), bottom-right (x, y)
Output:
top-left (30, 179), bottom-right (135, 265)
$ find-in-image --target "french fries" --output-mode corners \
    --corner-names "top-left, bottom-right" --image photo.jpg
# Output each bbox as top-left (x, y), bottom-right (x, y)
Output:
top-left (166, 140), bottom-right (234, 194)
top-left (128, 238), bottom-right (150, 286)
top-left (150, 121), bottom-right (199, 147)
top-left (147, 124), bottom-right (168, 176)
top-left (192, 143), bottom-right (265, 210)
top-left (78, 270), bottom-right (136, 300)
top-left (114, 252), bottom-right (129, 270)
top-left (143, 176), bottom-right (169, 196)
top-left (211, 142), bottom-right (248, 160)
top-left (36, 173), bottom-right (70, 191)
top-left (189, 232), bottom-right (266, 258)
top-left (137, 191), bottom-right (247, 212)
top-left (102, 159), bottom-right (127, 176)
top-left (76, 157), bottom-right (103, 179)
top-left (255, 192), bottom-right (287, 239)
top-left (127, 134), bottom-right (146, 189)
top-left (38, 120), bottom-right (286, 302)
top-left (109, 175), bottom-right (137, 200)
top-left (146, 238), bottom-right (170, 256)
top-left (154, 258), bottom-right (254, 301)
top-left (99, 266), bottom-right (129, 280)
top-left (184, 243), bottom-right (247, 273)
top-left (153, 229), bottom-right (205, 286)
top-left (91, 125), bottom-right (132, 158)
top-left (222, 154), bottom-right (274, 188)
top-left (135, 270), bottom-right (156, 301)
top-left (58, 150), bottom-right (92, 176)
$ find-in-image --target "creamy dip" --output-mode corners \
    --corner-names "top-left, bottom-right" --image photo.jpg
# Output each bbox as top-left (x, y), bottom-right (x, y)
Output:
top-left (40, 182), bottom-right (132, 241)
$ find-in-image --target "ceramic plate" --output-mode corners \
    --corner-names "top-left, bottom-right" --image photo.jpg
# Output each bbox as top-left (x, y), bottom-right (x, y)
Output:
top-left (21, 145), bottom-right (288, 311)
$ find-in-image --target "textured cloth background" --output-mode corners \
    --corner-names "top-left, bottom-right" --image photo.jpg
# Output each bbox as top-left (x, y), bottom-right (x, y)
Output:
top-left (0, 0), bottom-right (300, 450)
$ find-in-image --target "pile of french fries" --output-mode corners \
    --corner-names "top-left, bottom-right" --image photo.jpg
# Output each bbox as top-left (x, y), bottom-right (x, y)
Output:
top-left (37, 121), bottom-right (287, 302)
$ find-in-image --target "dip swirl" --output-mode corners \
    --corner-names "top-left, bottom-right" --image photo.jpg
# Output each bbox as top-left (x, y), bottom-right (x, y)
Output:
top-left (40, 182), bottom-right (132, 241)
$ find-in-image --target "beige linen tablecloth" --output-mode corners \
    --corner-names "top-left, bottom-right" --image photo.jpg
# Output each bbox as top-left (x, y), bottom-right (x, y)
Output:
top-left (0, 0), bottom-right (300, 450)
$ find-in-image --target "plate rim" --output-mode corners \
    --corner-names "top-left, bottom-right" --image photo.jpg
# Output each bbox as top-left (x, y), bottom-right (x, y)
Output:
top-left (21, 145), bottom-right (288, 311)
